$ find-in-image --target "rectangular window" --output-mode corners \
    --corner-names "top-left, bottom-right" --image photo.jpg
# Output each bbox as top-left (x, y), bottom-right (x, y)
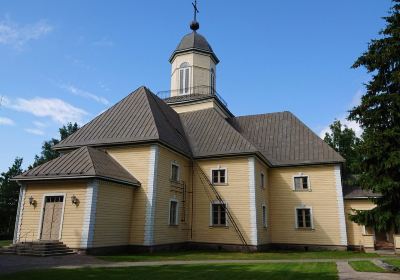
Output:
top-left (184, 68), bottom-right (189, 91)
top-left (171, 163), bottom-right (180, 182)
top-left (296, 208), bottom-right (312, 229)
top-left (169, 200), bottom-right (178, 225)
top-left (211, 203), bottom-right (227, 226)
top-left (261, 172), bottom-right (265, 188)
top-left (262, 204), bottom-right (267, 227)
top-left (211, 169), bottom-right (227, 184)
top-left (294, 176), bottom-right (309, 191)
top-left (179, 69), bottom-right (184, 94)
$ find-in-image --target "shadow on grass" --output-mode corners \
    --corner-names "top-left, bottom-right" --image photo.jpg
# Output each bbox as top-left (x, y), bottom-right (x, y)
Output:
top-left (2, 263), bottom-right (337, 280)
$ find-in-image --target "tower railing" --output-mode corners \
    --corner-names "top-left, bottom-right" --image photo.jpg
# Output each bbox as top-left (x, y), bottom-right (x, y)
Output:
top-left (156, 85), bottom-right (228, 107)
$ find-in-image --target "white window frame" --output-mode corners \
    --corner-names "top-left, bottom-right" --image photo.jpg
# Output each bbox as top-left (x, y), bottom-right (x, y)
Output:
top-left (38, 193), bottom-right (67, 240)
top-left (211, 167), bottom-right (228, 185)
top-left (179, 62), bottom-right (190, 95)
top-left (170, 161), bottom-right (180, 182)
top-left (295, 206), bottom-right (314, 229)
top-left (168, 199), bottom-right (179, 226)
top-left (292, 174), bottom-right (311, 191)
top-left (210, 201), bottom-right (228, 227)
top-left (261, 203), bottom-right (268, 228)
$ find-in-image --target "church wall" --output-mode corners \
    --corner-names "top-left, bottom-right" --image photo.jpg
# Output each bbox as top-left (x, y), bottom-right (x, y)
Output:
top-left (344, 199), bottom-right (375, 248)
top-left (152, 145), bottom-right (191, 245)
top-left (254, 157), bottom-right (271, 245)
top-left (17, 181), bottom-right (87, 249)
top-left (92, 181), bottom-right (134, 248)
top-left (269, 165), bottom-right (344, 247)
top-left (191, 156), bottom-right (254, 246)
top-left (106, 145), bottom-right (151, 245)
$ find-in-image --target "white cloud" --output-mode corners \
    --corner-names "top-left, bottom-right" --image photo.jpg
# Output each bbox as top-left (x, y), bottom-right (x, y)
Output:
top-left (25, 128), bottom-right (44, 135)
top-left (0, 18), bottom-right (53, 48)
top-left (61, 84), bottom-right (109, 105)
top-left (6, 97), bottom-right (88, 124)
top-left (319, 90), bottom-right (363, 138)
top-left (0, 117), bottom-right (14, 125)
top-left (33, 120), bottom-right (47, 128)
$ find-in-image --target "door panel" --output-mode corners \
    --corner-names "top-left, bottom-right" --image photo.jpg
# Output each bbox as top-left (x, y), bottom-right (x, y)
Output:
top-left (40, 196), bottom-right (64, 240)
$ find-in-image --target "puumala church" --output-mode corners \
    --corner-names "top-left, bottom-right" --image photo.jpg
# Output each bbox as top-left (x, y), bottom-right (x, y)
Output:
top-left (9, 14), bottom-right (399, 255)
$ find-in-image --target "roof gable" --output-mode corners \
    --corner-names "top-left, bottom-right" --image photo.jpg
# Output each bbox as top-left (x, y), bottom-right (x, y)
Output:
top-left (54, 86), bottom-right (191, 156)
top-left (234, 111), bottom-right (344, 166)
top-left (179, 108), bottom-right (258, 157)
top-left (14, 146), bottom-right (140, 186)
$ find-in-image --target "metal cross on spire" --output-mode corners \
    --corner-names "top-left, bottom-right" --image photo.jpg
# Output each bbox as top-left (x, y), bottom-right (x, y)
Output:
top-left (190, 0), bottom-right (200, 31)
top-left (192, 0), bottom-right (199, 22)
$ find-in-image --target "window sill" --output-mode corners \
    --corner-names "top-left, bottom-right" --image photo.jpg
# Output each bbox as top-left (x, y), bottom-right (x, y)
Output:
top-left (168, 224), bottom-right (179, 227)
top-left (213, 183), bottom-right (228, 186)
top-left (209, 225), bottom-right (229, 229)
top-left (293, 189), bottom-right (312, 192)
top-left (170, 179), bottom-right (182, 185)
top-left (295, 227), bottom-right (314, 231)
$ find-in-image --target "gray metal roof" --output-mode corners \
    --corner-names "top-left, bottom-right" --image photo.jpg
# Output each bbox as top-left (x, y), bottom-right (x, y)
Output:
top-left (169, 32), bottom-right (219, 63)
top-left (233, 112), bottom-right (344, 166)
top-left (14, 146), bottom-right (140, 186)
top-left (179, 108), bottom-right (259, 158)
top-left (54, 86), bottom-right (191, 156)
top-left (343, 185), bottom-right (380, 199)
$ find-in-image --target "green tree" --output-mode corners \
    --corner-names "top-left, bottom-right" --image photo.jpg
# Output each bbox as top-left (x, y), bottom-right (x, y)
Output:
top-left (30, 122), bottom-right (79, 169)
top-left (324, 120), bottom-right (362, 185)
top-left (349, 1), bottom-right (400, 233)
top-left (0, 157), bottom-right (23, 238)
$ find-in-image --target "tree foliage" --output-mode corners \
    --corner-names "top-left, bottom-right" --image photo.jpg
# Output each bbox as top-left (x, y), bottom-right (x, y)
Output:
top-left (30, 122), bottom-right (79, 169)
top-left (349, 1), bottom-right (400, 233)
top-left (324, 120), bottom-right (362, 185)
top-left (0, 157), bottom-right (23, 238)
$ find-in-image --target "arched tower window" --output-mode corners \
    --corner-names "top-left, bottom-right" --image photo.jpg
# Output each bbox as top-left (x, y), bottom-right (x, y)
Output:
top-left (179, 62), bottom-right (190, 95)
top-left (210, 68), bottom-right (216, 95)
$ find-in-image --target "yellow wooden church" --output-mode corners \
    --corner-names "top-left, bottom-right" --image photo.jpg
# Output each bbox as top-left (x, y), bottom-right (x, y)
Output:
top-left (10, 16), bottom-right (399, 255)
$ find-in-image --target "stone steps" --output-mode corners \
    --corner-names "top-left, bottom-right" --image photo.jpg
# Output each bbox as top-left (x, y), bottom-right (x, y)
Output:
top-left (0, 241), bottom-right (76, 257)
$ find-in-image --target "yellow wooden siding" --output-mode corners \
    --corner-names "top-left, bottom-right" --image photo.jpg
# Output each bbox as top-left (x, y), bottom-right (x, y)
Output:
top-left (18, 181), bottom-right (87, 248)
top-left (269, 165), bottom-right (343, 246)
top-left (106, 145), bottom-right (151, 245)
top-left (254, 158), bottom-right (270, 245)
top-left (92, 181), bottom-right (134, 247)
top-left (191, 157), bottom-right (253, 245)
top-left (153, 146), bottom-right (191, 245)
top-left (344, 199), bottom-right (375, 247)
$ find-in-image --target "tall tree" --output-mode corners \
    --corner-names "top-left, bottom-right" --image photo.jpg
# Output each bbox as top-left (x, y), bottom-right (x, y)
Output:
top-left (30, 122), bottom-right (79, 169)
top-left (349, 1), bottom-right (400, 233)
top-left (0, 157), bottom-right (23, 238)
top-left (324, 120), bottom-right (362, 185)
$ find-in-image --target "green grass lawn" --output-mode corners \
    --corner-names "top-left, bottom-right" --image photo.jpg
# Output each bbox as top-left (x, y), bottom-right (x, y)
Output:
top-left (0, 240), bottom-right (11, 247)
top-left (348, 260), bottom-right (386, 272)
top-left (99, 250), bottom-right (378, 262)
top-left (2, 263), bottom-right (338, 280)
top-left (384, 259), bottom-right (400, 269)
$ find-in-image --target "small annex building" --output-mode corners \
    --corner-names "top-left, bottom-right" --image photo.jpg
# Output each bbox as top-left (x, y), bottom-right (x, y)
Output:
top-left (11, 17), bottom-right (398, 254)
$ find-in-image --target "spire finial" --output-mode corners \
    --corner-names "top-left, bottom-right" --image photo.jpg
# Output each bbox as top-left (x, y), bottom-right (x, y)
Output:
top-left (190, 0), bottom-right (200, 31)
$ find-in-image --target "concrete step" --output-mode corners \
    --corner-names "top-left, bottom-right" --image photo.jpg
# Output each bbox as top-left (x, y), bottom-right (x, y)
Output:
top-left (2, 241), bottom-right (76, 257)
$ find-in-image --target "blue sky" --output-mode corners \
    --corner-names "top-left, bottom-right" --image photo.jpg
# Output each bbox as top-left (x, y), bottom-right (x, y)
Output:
top-left (0, 0), bottom-right (392, 172)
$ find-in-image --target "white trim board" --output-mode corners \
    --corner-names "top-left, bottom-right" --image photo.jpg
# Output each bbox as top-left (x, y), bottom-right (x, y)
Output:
top-left (14, 185), bottom-right (26, 244)
top-left (144, 144), bottom-right (159, 246)
top-left (334, 165), bottom-right (348, 246)
top-left (248, 157), bottom-right (258, 245)
top-left (80, 181), bottom-right (99, 248)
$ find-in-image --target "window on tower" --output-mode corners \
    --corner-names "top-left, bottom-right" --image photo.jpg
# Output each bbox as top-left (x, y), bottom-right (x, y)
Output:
top-left (179, 62), bottom-right (190, 95)
top-left (210, 68), bottom-right (215, 95)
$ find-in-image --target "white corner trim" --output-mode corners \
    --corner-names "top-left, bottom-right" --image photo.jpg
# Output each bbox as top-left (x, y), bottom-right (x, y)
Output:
top-left (248, 157), bottom-right (258, 245)
top-left (80, 180), bottom-right (99, 249)
top-left (144, 144), bottom-right (159, 246)
top-left (334, 165), bottom-right (348, 246)
top-left (13, 185), bottom-right (26, 244)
